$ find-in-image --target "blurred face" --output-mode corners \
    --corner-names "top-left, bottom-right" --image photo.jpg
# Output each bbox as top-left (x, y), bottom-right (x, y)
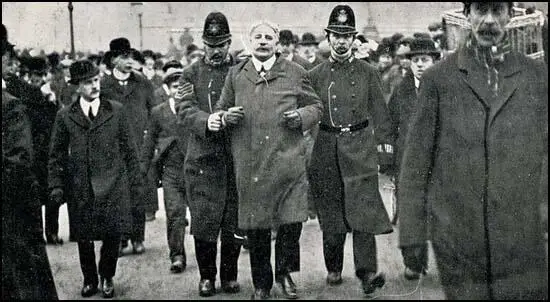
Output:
top-left (62, 65), bottom-right (71, 78)
top-left (278, 41), bottom-right (295, 58)
top-left (410, 54), bottom-right (435, 80)
top-left (112, 53), bottom-right (134, 73)
top-left (144, 57), bottom-right (155, 70)
top-left (377, 54), bottom-right (393, 70)
top-left (77, 75), bottom-right (101, 100)
top-left (2, 52), bottom-right (20, 78)
top-left (397, 56), bottom-right (411, 69)
top-left (204, 40), bottom-right (231, 66)
top-left (467, 2), bottom-right (511, 47)
top-left (250, 24), bottom-right (278, 62)
top-left (187, 52), bottom-right (203, 65)
top-left (28, 72), bottom-right (47, 87)
top-left (167, 80), bottom-right (181, 97)
top-left (328, 32), bottom-right (354, 55)
top-left (299, 44), bottom-right (318, 60)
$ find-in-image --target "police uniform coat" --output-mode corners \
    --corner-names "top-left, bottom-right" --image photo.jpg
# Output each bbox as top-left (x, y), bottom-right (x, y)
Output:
top-left (101, 71), bottom-right (158, 214)
top-left (2, 90), bottom-right (58, 300)
top-left (177, 58), bottom-right (240, 241)
top-left (308, 57), bottom-right (394, 235)
top-left (398, 47), bottom-right (548, 299)
top-left (214, 56), bottom-right (323, 230)
top-left (48, 99), bottom-right (141, 241)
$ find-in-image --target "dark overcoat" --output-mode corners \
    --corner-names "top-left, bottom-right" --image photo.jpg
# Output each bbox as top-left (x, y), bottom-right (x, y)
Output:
top-left (177, 58), bottom-right (240, 241)
top-left (387, 71), bottom-right (416, 177)
top-left (214, 56), bottom-right (323, 230)
top-left (308, 57), bottom-right (394, 235)
top-left (48, 99), bottom-right (141, 241)
top-left (101, 71), bottom-right (158, 213)
top-left (398, 47), bottom-right (548, 299)
top-left (2, 90), bottom-right (58, 300)
top-left (5, 76), bottom-right (58, 206)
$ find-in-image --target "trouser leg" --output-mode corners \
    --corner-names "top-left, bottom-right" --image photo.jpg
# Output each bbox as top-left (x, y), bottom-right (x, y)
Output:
top-left (194, 238), bottom-right (217, 281)
top-left (220, 228), bottom-right (242, 282)
top-left (44, 203), bottom-right (60, 237)
top-left (78, 240), bottom-right (98, 286)
top-left (162, 165), bottom-right (186, 262)
top-left (98, 235), bottom-right (120, 279)
top-left (322, 232), bottom-right (346, 273)
top-left (131, 205), bottom-right (146, 242)
top-left (274, 222), bottom-right (303, 280)
top-left (247, 229), bottom-right (273, 291)
top-left (352, 230), bottom-right (377, 279)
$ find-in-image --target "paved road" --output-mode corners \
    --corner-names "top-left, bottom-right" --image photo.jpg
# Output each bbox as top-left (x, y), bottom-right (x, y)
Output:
top-left (45, 175), bottom-right (447, 300)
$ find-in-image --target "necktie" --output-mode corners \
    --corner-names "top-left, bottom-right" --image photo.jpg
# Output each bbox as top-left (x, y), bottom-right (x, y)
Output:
top-left (88, 106), bottom-right (95, 121)
top-left (259, 66), bottom-right (267, 77)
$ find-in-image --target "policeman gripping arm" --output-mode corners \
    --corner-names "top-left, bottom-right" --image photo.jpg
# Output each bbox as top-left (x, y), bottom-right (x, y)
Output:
top-left (212, 67), bottom-right (243, 131)
top-left (368, 67), bottom-right (395, 175)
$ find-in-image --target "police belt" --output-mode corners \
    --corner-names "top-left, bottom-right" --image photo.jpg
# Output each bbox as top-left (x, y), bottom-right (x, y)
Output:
top-left (319, 120), bottom-right (369, 133)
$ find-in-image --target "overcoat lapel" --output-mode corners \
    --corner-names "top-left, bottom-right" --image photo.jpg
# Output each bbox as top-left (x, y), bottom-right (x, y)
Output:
top-left (90, 100), bottom-right (114, 130)
top-left (458, 48), bottom-right (492, 109)
top-left (68, 101), bottom-right (90, 129)
top-left (488, 54), bottom-right (521, 126)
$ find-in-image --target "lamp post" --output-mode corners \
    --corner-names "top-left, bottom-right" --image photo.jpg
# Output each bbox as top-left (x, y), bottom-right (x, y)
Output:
top-left (68, 2), bottom-right (75, 59)
top-left (130, 2), bottom-right (144, 50)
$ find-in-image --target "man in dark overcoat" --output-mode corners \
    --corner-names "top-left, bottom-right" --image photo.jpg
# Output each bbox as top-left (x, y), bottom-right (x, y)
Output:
top-left (2, 23), bottom-right (59, 300)
top-left (279, 29), bottom-right (313, 71)
top-left (101, 37), bottom-right (157, 255)
top-left (48, 60), bottom-right (141, 298)
top-left (387, 37), bottom-right (440, 280)
top-left (212, 20), bottom-right (323, 300)
top-left (176, 12), bottom-right (243, 297)
top-left (141, 67), bottom-right (189, 274)
top-left (298, 32), bottom-right (326, 68)
top-left (398, 2), bottom-right (548, 299)
top-left (307, 4), bottom-right (394, 296)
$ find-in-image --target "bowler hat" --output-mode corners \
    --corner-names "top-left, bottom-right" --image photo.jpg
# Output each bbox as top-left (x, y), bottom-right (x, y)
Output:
top-left (299, 32), bottom-right (319, 46)
top-left (405, 38), bottom-right (441, 60)
top-left (69, 59), bottom-right (100, 85)
top-left (162, 67), bottom-right (183, 84)
top-left (103, 37), bottom-right (138, 65)
top-left (1, 24), bottom-right (15, 56)
top-left (202, 12), bottom-right (232, 46)
top-left (162, 60), bottom-right (183, 73)
top-left (26, 57), bottom-right (49, 74)
top-left (279, 30), bottom-right (295, 45)
top-left (325, 5), bottom-right (358, 35)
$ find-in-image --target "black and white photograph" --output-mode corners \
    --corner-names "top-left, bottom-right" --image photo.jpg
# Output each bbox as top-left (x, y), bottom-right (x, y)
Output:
top-left (2, 2), bottom-right (548, 300)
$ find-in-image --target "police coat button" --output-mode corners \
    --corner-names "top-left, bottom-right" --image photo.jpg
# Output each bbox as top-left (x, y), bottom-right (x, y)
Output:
top-left (332, 95), bottom-right (336, 99)
top-left (211, 91), bottom-right (216, 95)
top-left (351, 94), bottom-right (356, 98)
top-left (253, 177), bottom-right (259, 182)
top-left (334, 107), bottom-right (338, 111)
top-left (351, 81), bottom-right (356, 85)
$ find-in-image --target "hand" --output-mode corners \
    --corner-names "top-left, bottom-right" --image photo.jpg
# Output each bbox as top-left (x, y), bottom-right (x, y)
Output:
top-left (49, 188), bottom-right (64, 205)
top-left (207, 112), bottom-right (223, 132)
top-left (41, 82), bottom-right (56, 103)
top-left (378, 164), bottom-right (395, 176)
top-left (283, 110), bottom-right (302, 129)
top-left (223, 106), bottom-right (245, 126)
top-left (174, 81), bottom-right (194, 100)
top-left (401, 244), bottom-right (427, 274)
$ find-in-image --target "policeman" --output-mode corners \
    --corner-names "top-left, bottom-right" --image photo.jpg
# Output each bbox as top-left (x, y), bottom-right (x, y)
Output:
top-left (307, 4), bottom-right (395, 296)
top-left (176, 12), bottom-right (243, 297)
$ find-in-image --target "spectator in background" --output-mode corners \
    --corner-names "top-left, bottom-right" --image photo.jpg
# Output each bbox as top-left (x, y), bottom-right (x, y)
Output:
top-left (153, 60), bottom-right (184, 108)
top-left (374, 38), bottom-right (402, 104)
top-left (185, 44), bottom-right (204, 67)
top-left (142, 50), bottom-right (163, 89)
top-left (298, 32), bottom-right (326, 68)
top-left (278, 29), bottom-right (312, 70)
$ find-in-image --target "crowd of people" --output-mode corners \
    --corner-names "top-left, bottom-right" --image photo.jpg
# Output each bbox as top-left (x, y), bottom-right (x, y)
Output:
top-left (2, 1), bottom-right (548, 300)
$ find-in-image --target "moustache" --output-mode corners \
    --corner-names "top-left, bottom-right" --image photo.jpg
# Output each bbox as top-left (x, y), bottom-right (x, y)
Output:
top-left (256, 47), bottom-right (270, 52)
top-left (477, 27), bottom-right (500, 36)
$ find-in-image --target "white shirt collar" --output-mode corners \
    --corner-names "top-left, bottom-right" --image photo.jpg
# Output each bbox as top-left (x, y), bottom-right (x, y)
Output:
top-left (80, 97), bottom-right (100, 117)
top-left (251, 55), bottom-right (276, 72)
top-left (285, 53), bottom-right (294, 62)
top-left (2, 78), bottom-right (6, 90)
top-left (307, 55), bottom-right (316, 64)
top-left (414, 76), bottom-right (421, 89)
top-left (168, 98), bottom-right (177, 115)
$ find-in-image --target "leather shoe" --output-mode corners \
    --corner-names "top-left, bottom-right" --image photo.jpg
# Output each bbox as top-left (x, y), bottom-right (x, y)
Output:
top-left (198, 279), bottom-right (215, 297)
top-left (170, 257), bottom-right (186, 274)
top-left (46, 234), bottom-right (64, 245)
top-left (326, 271), bottom-right (343, 286)
top-left (251, 288), bottom-right (270, 300)
top-left (81, 283), bottom-right (98, 297)
top-left (404, 266), bottom-right (427, 280)
top-left (132, 241), bottom-right (145, 254)
top-left (101, 277), bottom-right (115, 298)
top-left (275, 274), bottom-right (298, 299)
top-left (362, 272), bottom-right (385, 295)
top-left (118, 241), bottom-right (131, 257)
top-left (221, 280), bottom-right (241, 293)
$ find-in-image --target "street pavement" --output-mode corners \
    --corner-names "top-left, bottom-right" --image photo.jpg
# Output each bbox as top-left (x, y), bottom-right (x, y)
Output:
top-left (45, 175), bottom-right (447, 300)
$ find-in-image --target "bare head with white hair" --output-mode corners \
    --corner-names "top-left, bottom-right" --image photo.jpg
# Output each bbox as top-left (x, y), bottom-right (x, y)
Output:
top-left (249, 20), bottom-right (280, 62)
